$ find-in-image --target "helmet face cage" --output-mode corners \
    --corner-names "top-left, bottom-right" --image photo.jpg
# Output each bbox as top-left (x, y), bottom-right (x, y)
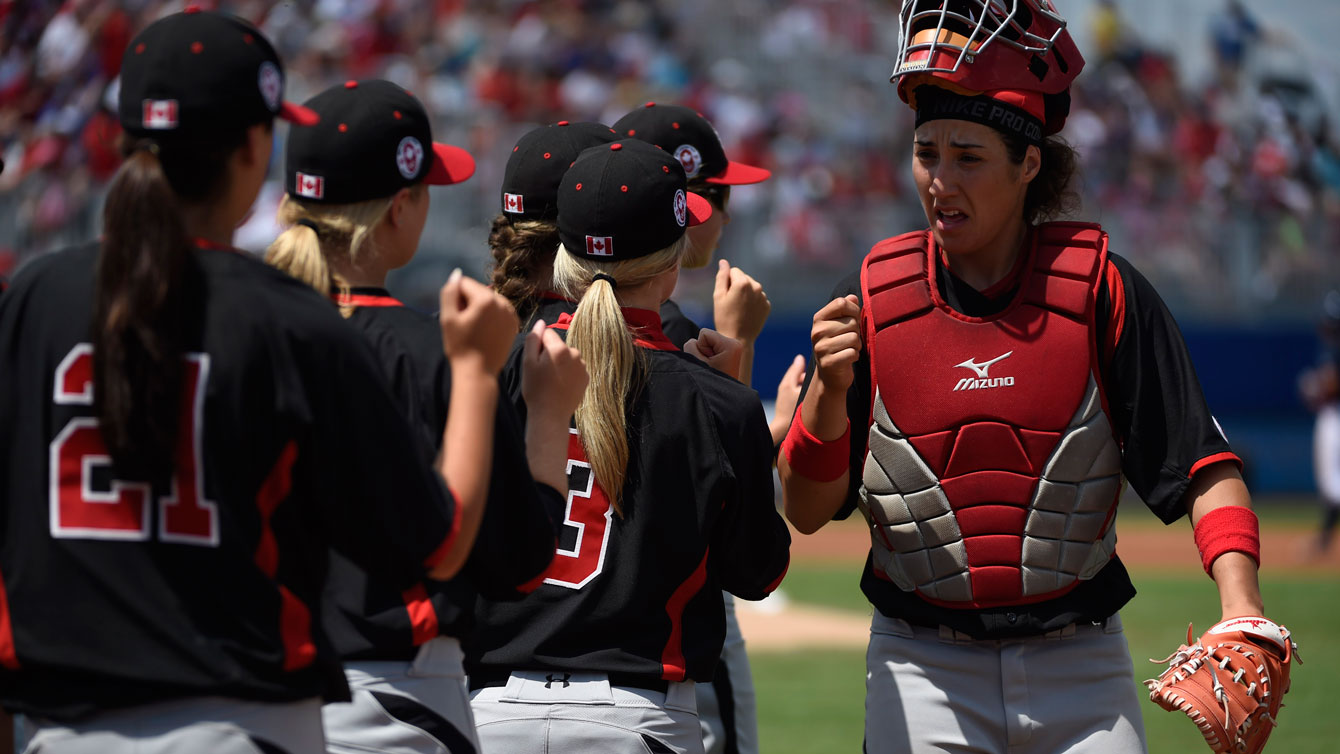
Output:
top-left (891, 0), bottom-right (1068, 81)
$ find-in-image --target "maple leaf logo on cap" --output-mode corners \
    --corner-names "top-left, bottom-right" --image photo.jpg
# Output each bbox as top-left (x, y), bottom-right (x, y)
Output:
top-left (503, 193), bottom-right (525, 213)
top-left (142, 99), bottom-right (178, 130)
top-left (586, 236), bottom-right (613, 256)
top-left (396, 136), bottom-right (423, 179)
top-left (295, 172), bottom-right (325, 199)
top-left (674, 144), bottom-right (702, 179)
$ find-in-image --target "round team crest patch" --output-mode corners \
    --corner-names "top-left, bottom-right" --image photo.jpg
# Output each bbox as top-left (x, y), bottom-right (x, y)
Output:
top-left (673, 189), bottom-right (688, 227)
top-left (397, 136), bottom-right (424, 179)
top-left (258, 61), bottom-right (282, 112)
top-left (674, 144), bottom-right (702, 179)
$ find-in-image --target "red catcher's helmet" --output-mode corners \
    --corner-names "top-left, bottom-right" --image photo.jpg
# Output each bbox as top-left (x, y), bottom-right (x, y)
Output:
top-left (892, 0), bottom-right (1085, 119)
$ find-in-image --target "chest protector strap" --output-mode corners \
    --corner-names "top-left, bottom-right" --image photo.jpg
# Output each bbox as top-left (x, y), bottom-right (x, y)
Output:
top-left (857, 222), bottom-right (1121, 609)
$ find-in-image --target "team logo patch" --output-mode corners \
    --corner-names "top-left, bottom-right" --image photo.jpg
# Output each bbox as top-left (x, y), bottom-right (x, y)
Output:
top-left (674, 144), bottom-right (702, 178)
top-left (295, 172), bottom-right (325, 199)
top-left (396, 136), bottom-right (424, 180)
top-left (952, 351), bottom-right (1013, 391)
top-left (586, 235), bottom-right (613, 257)
top-left (673, 189), bottom-right (688, 227)
top-left (258, 61), bottom-right (282, 112)
top-left (503, 193), bottom-right (525, 214)
top-left (142, 99), bottom-right (178, 130)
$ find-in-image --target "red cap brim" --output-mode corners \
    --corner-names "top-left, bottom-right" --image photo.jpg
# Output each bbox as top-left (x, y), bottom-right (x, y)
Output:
top-left (686, 191), bottom-right (712, 227)
top-left (705, 159), bottom-right (771, 185)
top-left (279, 101), bottom-right (320, 127)
top-left (424, 142), bottom-right (476, 185)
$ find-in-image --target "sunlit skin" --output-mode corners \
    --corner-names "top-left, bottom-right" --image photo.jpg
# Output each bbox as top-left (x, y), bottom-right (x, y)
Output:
top-left (683, 189), bottom-right (730, 268)
top-left (912, 119), bottom-right (1039, 291)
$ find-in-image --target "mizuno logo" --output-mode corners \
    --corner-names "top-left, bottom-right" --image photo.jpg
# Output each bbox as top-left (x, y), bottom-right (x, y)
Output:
top-left (953, 351), bottom-right (1014, 392)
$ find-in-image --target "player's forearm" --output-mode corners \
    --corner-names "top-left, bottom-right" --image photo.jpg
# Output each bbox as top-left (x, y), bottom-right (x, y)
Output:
top-left (780, 382), bottom-right (853, 532)
top-left (737, 341), bottom-right (754, 385)
top-left (778, 455), bottom-right (850, 534)
top-left (525, 407), bottom-right (571, 493)
top-left (430, 363), bottom-right (499, 580)
top-left (1187, 462), bottom-right (1266, 618)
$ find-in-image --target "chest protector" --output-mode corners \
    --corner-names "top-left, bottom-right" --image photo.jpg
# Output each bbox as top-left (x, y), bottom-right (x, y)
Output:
top-left (858, 222), bottom-right (1120, 609)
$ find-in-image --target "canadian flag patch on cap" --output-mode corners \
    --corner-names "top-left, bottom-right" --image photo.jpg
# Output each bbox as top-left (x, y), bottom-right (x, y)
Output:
top-left (142, 99), bottom-right (179, 130)
top-left (586, 236), bottom-right (613, 256)
top-left (295, 172), bottom-right (325, 199)
top-left (503, 193), bottom-right (525, 214)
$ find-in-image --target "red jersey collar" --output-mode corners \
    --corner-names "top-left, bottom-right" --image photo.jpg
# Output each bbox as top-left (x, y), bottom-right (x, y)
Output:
top-left (935, 225), bottom-right (1034, 301)
top-left (552, 307), bottom-right (678, 351)
top-left (335, 287), bottom-right (403, 308)
top-left (540, 291), bottom-right (574, 302)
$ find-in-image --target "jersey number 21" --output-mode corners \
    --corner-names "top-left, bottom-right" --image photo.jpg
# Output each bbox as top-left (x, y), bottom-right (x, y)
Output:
top-left (48, 344), bottom-right (219, 546)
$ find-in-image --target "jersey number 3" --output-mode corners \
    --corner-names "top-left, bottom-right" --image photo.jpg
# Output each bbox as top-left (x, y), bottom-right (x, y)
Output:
top-left (542, 428), bottom-right (614, 590)
top-left (48, 344), bottom-right (219, 546)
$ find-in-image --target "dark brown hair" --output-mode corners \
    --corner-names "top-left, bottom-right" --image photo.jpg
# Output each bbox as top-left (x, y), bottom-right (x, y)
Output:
top-left (487, 213), bottom-right (560, 324)
top-left (999, 132), bottom-right (1081, 224)
top-left (93, 131), bottom-right (248, 480)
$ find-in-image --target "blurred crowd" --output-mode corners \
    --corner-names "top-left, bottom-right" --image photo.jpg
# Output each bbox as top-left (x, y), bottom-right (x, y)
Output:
top-left (2, 0), bottom-right (1338, 318)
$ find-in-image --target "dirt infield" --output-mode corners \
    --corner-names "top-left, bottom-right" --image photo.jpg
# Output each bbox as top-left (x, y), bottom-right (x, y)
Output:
top-left (784, 515), bottom-right (1340, 573)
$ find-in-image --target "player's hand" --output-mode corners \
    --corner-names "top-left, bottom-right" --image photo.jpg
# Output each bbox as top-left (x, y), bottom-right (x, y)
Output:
top-left (769, 354), bottom-right (806, 445)
top-left (521, 319), bottom-right (588, 419)
top-left (713, 259), bottom-right (770, 344)
top-left (685, 328), bottom-right (745, 381)
top-left (439, 269), bottom-right (519, 376)
top-left (811, 295), bottom-right (862, 393)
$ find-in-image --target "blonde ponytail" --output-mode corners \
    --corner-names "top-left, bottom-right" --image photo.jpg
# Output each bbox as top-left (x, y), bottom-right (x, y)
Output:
top-left (265, 189), bottom-right (417, 317)
top-left (552, 236), bottom-right (689, 514)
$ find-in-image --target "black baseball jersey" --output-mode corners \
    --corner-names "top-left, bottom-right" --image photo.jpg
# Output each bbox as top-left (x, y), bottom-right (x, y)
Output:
top-left (470, 308), bottom-right (790, 685)
top-left (659, 298), bottom-right (701, 349)
top-left (0, 242), bottom-right (458, 720)
top-left (803, 246), bottom-right (1239, 638)
top-left (527, 292), bottom-right (578, 333)
top-left (322, 288), bottom-right (563, 661)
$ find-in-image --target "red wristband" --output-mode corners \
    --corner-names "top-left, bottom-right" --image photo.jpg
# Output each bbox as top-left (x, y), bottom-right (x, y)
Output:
top-left (1192, 505), bottom-right (1260, 575)
top-left (780, 410), bottom-right (851, 482)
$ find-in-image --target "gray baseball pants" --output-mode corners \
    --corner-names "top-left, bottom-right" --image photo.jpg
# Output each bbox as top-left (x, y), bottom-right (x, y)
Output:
top-left (864, 610), bottom-right (1148, 754)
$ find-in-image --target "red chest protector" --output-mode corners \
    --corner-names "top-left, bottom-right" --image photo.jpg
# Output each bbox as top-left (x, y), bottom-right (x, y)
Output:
top-left (857, 222), bottom-right (1122, 609)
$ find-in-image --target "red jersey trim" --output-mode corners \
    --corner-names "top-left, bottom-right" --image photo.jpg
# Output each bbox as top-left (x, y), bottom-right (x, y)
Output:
top-left (764, 556), bottom-right (790, 595)
top-left (401, 584), bottom-right (440, 646)
top-left (551, 308), bottom-right (679, 351)
top-left (422, 487), bottom-right (464, 570)
top-left (1190, 452), bottom-right (1243, 478)
top-left (0, 566), bottom-right (20, 669)
top-left (661, 549), bottom-right (710, 682)
top-left (192, 238), bottom-right (244, 253)
top-left (253, 441), bottom-right (316, 671)
top-left (336, 293), bottom-right (404, 308)
top-left (1101, 259), bottom-right (1126, 367)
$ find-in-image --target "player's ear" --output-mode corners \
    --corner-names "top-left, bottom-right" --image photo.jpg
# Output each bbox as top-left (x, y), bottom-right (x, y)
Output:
top-left (1021, 144), bottom-right (1041, 185)
top-left (386, 187), bottom-right (414, 228)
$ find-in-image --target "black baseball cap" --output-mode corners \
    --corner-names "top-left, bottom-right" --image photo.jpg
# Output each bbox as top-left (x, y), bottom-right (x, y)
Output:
top-left (118, 8), bottom-right (317, 139)
top-left (501, 121), bottom-right (618, 222)
top-left (558, 140), bottom-right (712, 262)
top-left (285, 79), bottom-right (475, 204)
top-left (612, 102), bottom-right (771, 185)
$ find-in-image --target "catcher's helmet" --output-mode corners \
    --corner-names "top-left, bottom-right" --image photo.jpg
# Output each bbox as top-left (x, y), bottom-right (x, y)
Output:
top-left (892, 0), bottom-right (1085, 132)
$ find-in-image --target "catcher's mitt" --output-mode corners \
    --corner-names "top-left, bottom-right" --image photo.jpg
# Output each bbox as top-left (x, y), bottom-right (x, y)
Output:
top-left (1144, 616), bottom-right (1299, 754)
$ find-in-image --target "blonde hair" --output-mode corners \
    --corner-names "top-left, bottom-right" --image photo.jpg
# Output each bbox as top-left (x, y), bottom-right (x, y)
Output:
top-left (552, 235), bottom-right (690, 514)
top-left (264, 186), bottom-right (423, 316)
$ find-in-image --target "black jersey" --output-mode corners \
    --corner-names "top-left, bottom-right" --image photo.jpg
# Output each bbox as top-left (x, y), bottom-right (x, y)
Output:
top-left (469, 308), bottom-right (790, 685)
top-left (803, 247), bottom-right (1239, 639)
top-left (528, 293), bottom-right (578, 333)
top-left (322, 288), bottom-right (563, 661)
top-left (0, 243), bottom-right (458, 720)
top-left (659, 298), bottom-right (701, 349)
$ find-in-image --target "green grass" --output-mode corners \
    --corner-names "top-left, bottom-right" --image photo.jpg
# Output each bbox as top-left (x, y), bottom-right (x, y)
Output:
top-left (754, 566), bottom-right (1340, 754)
